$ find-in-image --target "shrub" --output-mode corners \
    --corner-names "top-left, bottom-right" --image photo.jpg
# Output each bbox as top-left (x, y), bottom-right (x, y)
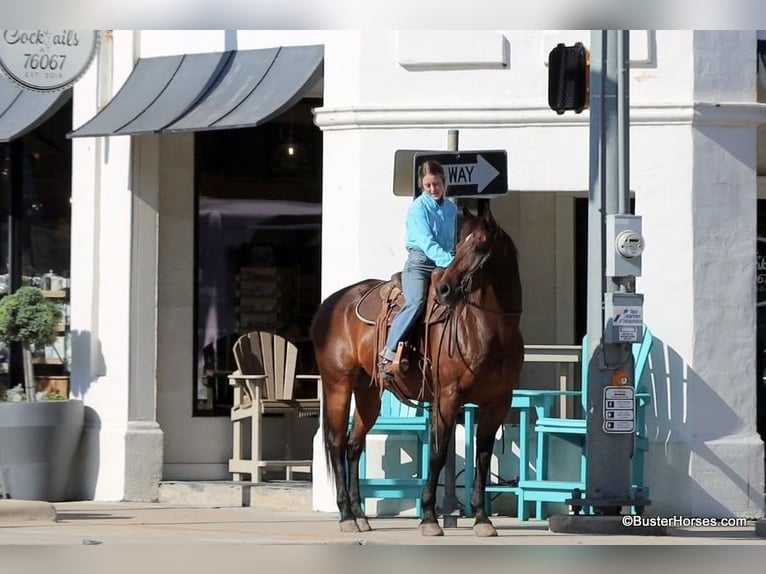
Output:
top-left (0, 286), bottom-right (61, 349)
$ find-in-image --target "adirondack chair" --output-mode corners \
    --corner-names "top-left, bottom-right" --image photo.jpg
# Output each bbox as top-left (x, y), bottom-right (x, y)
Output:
top-left (464, 328), bottom-right (654, 520)
top-left (354, 390), bottom-right (430, 517)
top-left (228, 331), bottom-right (321, 482)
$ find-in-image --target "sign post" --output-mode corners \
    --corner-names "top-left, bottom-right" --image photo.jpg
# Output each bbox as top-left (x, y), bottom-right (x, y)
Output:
top-left (393, 140), bottom-right (509, 527)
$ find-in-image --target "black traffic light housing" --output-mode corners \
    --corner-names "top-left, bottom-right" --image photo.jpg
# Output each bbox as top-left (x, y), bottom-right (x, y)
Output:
top-left (548, 42), bottom-right (589, 115)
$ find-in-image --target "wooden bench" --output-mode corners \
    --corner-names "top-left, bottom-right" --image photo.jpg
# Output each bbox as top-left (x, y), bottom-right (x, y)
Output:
top-left (463, 329), bottom-right (654, 520)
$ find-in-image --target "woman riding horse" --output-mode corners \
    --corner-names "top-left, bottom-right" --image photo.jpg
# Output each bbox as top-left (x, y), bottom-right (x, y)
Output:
top-left (311, 203), bottom-right (523, 537)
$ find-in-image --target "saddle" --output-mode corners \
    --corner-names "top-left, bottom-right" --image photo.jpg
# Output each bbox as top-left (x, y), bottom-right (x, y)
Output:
top-left (355, 273), bottom-right (450, 381)
top-left (355, 273), bottom-right (404, 326)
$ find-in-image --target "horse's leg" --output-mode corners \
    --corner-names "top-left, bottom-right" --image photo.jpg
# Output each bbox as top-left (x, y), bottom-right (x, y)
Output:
top-left (470, 402), bottom-right (510, 537)
top-left (346, 381), bottom-right (381, 532)
top-left (324, 376), bottom-right (358, 532)
top-left (420, 400), bottom-right (460, 537)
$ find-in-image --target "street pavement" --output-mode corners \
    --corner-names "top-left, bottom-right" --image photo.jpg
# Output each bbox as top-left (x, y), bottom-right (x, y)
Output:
top-left (1, 501), bottom-right (765, 574)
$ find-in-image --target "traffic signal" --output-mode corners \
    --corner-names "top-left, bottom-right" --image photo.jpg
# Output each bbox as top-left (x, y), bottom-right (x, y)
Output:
top-left (548, 42), bottom-right (589, 115)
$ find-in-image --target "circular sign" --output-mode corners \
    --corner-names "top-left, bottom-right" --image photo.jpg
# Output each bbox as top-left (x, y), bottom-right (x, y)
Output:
top-left (0, 30), bottom-right (99, 92)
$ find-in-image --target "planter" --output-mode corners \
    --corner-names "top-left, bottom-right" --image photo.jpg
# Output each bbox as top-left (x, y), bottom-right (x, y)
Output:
top-left (0, 400), bottom-right (84, 501)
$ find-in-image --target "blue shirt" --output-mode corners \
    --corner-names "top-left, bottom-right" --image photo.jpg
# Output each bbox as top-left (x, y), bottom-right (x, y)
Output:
top-left (404, 192), bottom-right (457, 268)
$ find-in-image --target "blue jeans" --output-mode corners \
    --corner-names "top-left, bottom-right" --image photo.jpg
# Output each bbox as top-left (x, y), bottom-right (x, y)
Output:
top-left (381, 249), bottom-right (435, 361)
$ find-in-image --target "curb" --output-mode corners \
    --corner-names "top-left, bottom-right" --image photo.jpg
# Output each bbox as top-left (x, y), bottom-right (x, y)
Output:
top-left (549, 514), bottom-right (667, 536)
top-left (756, 518), bottom-right (766, 538)
top-left (0, 499), bottom-right (57, 524)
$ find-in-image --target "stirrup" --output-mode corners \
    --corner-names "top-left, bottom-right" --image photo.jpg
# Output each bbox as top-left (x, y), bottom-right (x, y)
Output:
top-left (378, 358), bottom-right (397, 381)
top-left (394, 342), bottom-right (410, 373)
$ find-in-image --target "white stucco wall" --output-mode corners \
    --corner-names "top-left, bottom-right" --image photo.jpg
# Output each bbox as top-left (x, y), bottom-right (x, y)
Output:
top-left (68, 29), bottom-right (764, 517)
top-left (313, 29), bottom-right (765, 518)
top-left (69, 30), bottom-right (139, 499)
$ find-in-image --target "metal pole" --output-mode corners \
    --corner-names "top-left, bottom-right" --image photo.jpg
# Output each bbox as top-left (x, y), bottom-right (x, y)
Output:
top-left (583, 30), bottom-right (633, 512)
top-left (441, 128), bottom-right (460, 528)
top-left (586, 29), bottom-right (605, 363)
top-left (617, 30), bottom-right (630, 216)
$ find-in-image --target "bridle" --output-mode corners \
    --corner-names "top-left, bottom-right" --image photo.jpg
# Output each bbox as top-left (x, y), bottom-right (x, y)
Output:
top-left (453, 224), bottom-right (521, 318)
top-left (427, 222), bottom-right (521, 444)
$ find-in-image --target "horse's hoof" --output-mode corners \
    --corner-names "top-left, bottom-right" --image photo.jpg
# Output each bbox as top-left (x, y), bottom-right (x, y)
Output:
top-left (355, 517), bottom-right (372, 532)
top-left (473, 522), bottom-right (498, 537)
top-left (340, 519), bottom-right (360, 533)
top-left (419, 522), bottom-right (444, 537)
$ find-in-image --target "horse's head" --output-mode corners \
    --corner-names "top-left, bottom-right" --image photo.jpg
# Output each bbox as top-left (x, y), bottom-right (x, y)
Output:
top-left (435, 206), bottom-right (499, 306)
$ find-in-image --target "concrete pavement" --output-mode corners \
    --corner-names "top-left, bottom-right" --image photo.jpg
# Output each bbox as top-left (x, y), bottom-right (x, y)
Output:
top-left (1, 499), bottom-right (764, 546)
top-left (2, 499), bottom-right (766, 574)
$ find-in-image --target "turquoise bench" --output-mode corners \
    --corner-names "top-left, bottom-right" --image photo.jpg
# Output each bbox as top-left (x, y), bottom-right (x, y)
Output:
top-left (464, 328), bottom-right (654, 520)
top-left (355, 390), bottom-right (430, 517)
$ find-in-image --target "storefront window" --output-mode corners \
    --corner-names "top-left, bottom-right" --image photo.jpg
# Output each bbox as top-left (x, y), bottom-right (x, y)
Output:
top-left (0, 101), bottom-right (72, 394)
top-left (193, 99), bottom-right (322, 415)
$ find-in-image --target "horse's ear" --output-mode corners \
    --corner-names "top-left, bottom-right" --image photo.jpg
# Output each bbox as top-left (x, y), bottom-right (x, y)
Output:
top-left (461, 205), bottom-right (474, 219)
top-left (484, 206), bottom-right (496, 225)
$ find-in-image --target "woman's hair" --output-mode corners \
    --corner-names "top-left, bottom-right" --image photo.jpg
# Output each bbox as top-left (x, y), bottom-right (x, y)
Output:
top-left (418, 160), bottom-right (446, 187)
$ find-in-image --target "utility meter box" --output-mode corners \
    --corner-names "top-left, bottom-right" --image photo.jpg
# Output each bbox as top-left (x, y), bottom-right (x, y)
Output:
top-left (606, 214), bottom-right (644, 277)
top-left (604, 292), bottom-right (644, 343)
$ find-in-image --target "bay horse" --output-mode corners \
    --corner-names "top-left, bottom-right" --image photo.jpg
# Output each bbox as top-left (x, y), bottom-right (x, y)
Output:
top-left (311, 206), bottom-right (524, 537)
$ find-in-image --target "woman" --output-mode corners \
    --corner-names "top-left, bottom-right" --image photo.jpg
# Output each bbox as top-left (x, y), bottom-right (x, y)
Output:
top-left (379, 159), bottom-right (456, 380)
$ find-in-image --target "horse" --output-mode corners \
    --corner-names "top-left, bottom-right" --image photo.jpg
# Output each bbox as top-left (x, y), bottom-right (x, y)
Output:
top-left (310, 205), bottom-right (524, 537)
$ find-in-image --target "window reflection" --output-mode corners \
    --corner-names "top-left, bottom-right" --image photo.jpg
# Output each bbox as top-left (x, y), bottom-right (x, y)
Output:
top-left (0, 101), bottom-right (72, 394)
top-left (193, 99), bottom-right (322, 415)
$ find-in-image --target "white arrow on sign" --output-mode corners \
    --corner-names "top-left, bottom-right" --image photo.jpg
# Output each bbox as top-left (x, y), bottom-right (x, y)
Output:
top-left (444, 155), bottom-right (500, 194)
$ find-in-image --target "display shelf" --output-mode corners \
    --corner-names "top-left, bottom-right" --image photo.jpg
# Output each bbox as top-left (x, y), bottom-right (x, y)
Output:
top-left (236, 266), bottom-right (296, 334)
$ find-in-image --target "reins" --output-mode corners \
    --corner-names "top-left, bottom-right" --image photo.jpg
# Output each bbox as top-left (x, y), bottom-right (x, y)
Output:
top-left (371, 222), bottom-right (522, 450)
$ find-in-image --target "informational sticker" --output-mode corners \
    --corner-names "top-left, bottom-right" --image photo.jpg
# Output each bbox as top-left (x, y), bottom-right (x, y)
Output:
top-left (612, 305), bottom-right (643, 326)
top-left (617, 325), bottom-right (639, 342)
top-left (605, 387), bottom-right (633, 400)
top-left (603, 385), bottom-right (635, 434)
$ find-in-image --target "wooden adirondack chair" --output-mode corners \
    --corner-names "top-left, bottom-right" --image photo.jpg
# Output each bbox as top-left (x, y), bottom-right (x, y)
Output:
top-left (228, 331), bottom-right (321, 482)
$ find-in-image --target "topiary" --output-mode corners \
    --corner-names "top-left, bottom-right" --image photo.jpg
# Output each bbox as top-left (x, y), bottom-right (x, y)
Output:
top-left (0, 286), bottom-right (61, 349)
top-left (0, 286), bottom-right (62, 402)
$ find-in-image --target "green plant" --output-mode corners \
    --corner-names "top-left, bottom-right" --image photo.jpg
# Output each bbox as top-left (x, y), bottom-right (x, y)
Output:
top-left (0, 286), bottom-right (63, 402)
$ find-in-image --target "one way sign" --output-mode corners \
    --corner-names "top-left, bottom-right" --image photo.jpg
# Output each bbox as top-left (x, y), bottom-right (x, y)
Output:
top-left (414, 150), bottom-right (508, 198)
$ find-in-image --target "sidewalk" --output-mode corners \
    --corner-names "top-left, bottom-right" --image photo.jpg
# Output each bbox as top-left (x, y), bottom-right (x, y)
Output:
top-left (2, 501), bottom-right (766, 574)
top-left (1, 499), bottom-right (764, 546)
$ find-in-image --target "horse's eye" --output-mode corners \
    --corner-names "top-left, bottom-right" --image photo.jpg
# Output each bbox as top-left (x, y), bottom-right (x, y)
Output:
top-left (474, 236), bottom-right (490, 253)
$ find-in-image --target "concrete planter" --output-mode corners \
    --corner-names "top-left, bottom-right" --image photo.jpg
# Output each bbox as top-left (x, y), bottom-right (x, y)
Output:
top-left (0, 400), bottom-right (84, 501)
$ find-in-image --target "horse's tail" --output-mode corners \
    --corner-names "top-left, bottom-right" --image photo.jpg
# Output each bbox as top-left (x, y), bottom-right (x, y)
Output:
top-left (320, 385), bottom-right (336, 482)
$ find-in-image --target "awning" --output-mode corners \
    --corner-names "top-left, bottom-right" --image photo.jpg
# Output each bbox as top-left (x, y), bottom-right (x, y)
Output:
top-left (69, 44), bottom-right (323, 138)
top-left (0, 76), bottom-right (71, 142)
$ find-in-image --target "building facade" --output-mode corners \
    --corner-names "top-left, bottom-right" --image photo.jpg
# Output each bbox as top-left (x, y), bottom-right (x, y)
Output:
top-left (2, 29), bottom-right (763, 518)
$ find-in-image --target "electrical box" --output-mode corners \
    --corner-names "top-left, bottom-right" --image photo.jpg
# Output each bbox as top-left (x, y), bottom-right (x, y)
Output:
top-left (606, 214), bottom-right (644, 277)
top-left (604, 292), bottom-right (644, 343)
